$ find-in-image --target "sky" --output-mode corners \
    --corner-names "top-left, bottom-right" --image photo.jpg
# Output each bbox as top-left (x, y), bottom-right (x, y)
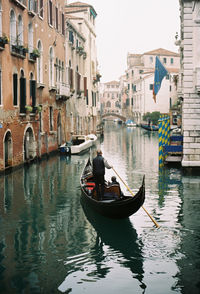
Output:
top-left (68, 0), bottom-right (180, 82)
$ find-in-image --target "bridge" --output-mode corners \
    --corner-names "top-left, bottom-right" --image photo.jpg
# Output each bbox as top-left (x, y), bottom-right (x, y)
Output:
top-left (101, 112), bottom-right (126, 122)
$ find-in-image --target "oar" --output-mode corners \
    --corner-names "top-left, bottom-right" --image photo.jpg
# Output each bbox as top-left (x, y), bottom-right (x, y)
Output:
top-left (112, 167), bottom-right (160, 229)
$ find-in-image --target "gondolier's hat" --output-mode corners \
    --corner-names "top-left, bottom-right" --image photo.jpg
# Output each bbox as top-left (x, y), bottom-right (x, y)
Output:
top-left (97, 149), bottom-right (102, 155)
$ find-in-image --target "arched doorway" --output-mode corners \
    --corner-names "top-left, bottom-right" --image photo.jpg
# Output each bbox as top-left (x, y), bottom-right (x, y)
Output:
top-left (24, 127), bottom-right (35, 161)
top-left (4, 131), bottom-right (12, 168)
top-left (57, 113), bottom-right (62, 146)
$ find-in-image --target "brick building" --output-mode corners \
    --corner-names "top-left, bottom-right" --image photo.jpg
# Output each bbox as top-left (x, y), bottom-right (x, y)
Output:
top-left (0, 0), bottom-right (99, 172)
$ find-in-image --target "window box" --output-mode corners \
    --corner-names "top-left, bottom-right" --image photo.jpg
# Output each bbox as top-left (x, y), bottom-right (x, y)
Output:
top-left (11, 44), bottom-right (26, 58)
top-left (0, 35), bottom-right (9, 47)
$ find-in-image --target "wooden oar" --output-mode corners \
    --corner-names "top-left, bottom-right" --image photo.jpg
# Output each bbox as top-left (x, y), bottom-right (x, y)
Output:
top-left (112, 167), bottom-right (160, 229)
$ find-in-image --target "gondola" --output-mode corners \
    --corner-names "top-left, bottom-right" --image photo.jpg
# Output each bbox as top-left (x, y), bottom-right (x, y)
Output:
top-left (141, 124), bottom-right (159, 131)
top-left (80, 158), bottom-right (145, 219)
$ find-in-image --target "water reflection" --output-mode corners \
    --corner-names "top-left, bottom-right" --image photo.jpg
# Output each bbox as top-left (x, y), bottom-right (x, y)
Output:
top-left (0, 122), bottom-right (200, 293)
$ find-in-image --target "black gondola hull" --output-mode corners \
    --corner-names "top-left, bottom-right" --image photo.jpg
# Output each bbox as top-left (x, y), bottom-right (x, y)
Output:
top-left (80, 159), bottom-right (145, 219)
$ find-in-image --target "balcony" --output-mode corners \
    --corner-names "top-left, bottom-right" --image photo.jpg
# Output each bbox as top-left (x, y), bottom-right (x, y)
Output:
top-left (56, 83), bottom-right (71, 101)
top-left (11, 0), bottom-right (27, 10)
top-left (195, 67), bottom-right (200, 93)
top-left (11, 44), bottom-right (27, 58)
top-left (28, 0), bottom-right (37, 16)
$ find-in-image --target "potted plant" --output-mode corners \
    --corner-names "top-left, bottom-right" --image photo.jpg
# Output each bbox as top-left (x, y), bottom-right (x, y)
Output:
top-left (25, 105), bottom-right (33, 112)
top-left (0, 34), bottom-right (9, 47)
top-left (32, 48), bottom-right (40, 58)
top-left (36, 105), bottom-right (42, 113)
top-left (2, 34), bottom-right (9, 44)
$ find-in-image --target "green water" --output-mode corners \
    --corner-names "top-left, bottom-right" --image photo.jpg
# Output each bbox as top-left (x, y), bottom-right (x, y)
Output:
top-left (0, 122), bottom-right (200, 293)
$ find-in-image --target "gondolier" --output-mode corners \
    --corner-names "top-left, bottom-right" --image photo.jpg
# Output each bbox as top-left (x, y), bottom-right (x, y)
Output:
top-left (92, 149), bottom-right (112, 200)
top-left (80, 158), bottom-right (145, 219)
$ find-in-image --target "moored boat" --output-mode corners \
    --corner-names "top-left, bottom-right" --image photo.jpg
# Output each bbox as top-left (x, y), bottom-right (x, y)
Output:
top-left (80, 158), bottom-right (145, 219)
top-left (141, 124), bottom-right (158, 131)
top-left (59, 134), bottom-right (97, 155)
top-left (125, 119), bottom-right (137, 127)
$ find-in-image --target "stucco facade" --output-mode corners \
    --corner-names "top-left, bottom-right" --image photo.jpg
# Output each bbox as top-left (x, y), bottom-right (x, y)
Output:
top-left (126, 48), bottom-right (180, 125)
top-left (178, 0), bottom-right (200, 168)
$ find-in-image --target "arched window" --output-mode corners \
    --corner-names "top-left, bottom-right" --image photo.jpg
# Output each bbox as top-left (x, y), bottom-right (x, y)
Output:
top-left (106, 101), bottom-right (111, 108)
top-left (17, 14), bottom-right (23, 45)
top-left (37, 40), bottom-right (43, 83)
top-left (0, 1), bottom-right (2, 37)
top-left (55, 58), bottom-right (58, 83)
top-left (59, 60), bottom-right (61, 83)
top-left (29, 72), bottom-right (36, 108)
top-left (62, 61), bottom-right (64, 83)
top-left (49, 47), bottom-right (54, 87)
top-left (20, 69), bottom-right (26, 113)
top-left (10, 9), bottom-right (16, 45)
top-left (28, 22), bottom-right (33, 52)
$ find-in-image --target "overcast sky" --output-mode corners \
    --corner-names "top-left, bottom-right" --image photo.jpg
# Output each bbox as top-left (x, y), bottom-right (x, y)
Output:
top-left (68, 0), bottom-right (180, 82)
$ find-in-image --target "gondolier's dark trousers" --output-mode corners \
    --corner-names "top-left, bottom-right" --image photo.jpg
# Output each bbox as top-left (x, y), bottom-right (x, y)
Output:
top-left (94, 175), bottom-right (104, 200)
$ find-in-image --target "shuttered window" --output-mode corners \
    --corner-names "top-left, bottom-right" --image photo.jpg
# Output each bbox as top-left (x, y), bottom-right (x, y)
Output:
top-left (61, 13), bottom-right (64, 35)
top-left (76, 72), bottom-right (81, 92)
top-left (70, 68), bottom-right (73, 89)
top-left (30, 80), bottom-right (36, 107)
top-left (20, 77), bottom-right (26, 113)
top-left (84, 77), bottom-right (87, 97)
top-left (13, 73), bottom-right (18, 106)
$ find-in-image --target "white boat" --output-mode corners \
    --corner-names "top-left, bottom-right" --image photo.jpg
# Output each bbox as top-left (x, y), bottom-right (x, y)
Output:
top-left (59, 134), bottom-right (97, 155)
top-left (125, 119), bottom-right (137, 127)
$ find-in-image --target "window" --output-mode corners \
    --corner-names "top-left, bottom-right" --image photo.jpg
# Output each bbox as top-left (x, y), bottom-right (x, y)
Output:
top-left (106, 101), bottom-right (111, 107)
top-left (28, 22), bottom-right (33, 52)
top-left (69, 31), bottom-right (74, 43)
top-left (170, 58), bottom-right (174, 65)
top-left (28, 0), bottom-right (37, 13)
top-left (131, 97), bottom-right (133, 106)
top-left (0, 1), bottom-right (2, 38)
top-left (55, 6), bottom-right (58, 30)
top-left (37, 41), bottom-right (43, 83)
top-left (17, 15), bottom-right (23, 45)
top-left (0, 67), bottom-right (2, 105)
top-left (30, 73), bottom-right (36, 108)
top-left (49, 47), bottom-right (54, 87)
top-left (10, 10), bottom-right (16, 45)
top-left (166, 74), bottom-right (170, 80)
top-left (55, 58), bottom-right (58, 83)
top-left (39, 0), bottom-right (44, 18)
top-left (13, 73), bottom-right (18, 106)
top-left (48, 1), bottom-right (53, 26)
top-left (61, 62), bottom-right (64, 83)
top-left (58, 60), bottom-right (61, 83)
top-left (150, 56), bottom-right (153, 63)
top-left (61, 13), bottom-right (65, 35)
top-left (49, 106), bottom-right (53, 131)
top-left (163, 58), bottom-right (167, 64)
top-left (20, 70), bottom-right (26, 113)
top-left (149, 84), bottom-right (153, 90)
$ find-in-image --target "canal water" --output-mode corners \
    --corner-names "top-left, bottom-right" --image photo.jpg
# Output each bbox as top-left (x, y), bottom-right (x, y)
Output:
top-left (0, 122), bottom-right (200, 294)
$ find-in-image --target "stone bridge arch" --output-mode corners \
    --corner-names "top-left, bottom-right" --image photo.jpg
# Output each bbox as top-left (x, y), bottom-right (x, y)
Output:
top-left (102, 112), bottom-right (126, 122)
